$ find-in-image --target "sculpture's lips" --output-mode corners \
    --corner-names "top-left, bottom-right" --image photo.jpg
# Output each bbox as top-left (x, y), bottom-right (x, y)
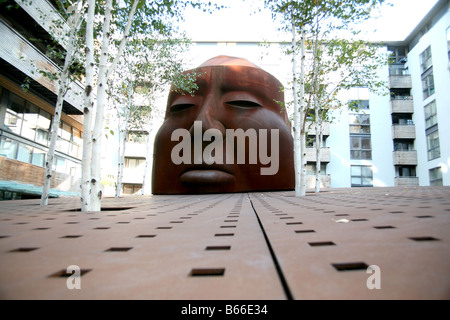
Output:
top-left (180, 167), bottom-right (235, 185)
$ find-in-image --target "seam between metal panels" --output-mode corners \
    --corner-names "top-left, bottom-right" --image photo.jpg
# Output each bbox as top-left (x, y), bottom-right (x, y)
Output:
top-left (247, 193), bottom-right (294, 300)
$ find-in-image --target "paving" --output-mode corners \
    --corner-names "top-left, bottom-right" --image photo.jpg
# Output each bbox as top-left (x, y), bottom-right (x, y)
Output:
top-left (0, 186), bottom-right (449, 300)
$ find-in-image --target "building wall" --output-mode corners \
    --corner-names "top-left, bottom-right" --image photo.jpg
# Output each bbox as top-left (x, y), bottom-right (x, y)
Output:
top-left (407, 2), bottom-right (450, 186)
top-left (0, 0), bottom-right (84, 198)
top-left (0, 156), bottom-right (80, 193)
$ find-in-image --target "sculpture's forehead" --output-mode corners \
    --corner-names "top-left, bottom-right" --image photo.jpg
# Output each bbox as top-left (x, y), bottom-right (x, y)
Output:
top-left (188, 64), bottom-right (283, 93)
top-left (198, 55), bottom-right (262, 68)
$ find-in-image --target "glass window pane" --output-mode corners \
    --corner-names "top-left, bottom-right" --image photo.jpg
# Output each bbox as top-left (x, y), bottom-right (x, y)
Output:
top-left (351, 166), bottom-right (361, 176)
top-left (362, 166), bottom-right (372, 177)
top-left (351, 137), bottom-right (360, 149)
top-left (35, 129), bottom-right (49, 145)
top-left (60, 122), bottom-right (72, 140)
top-left (362, 151), bottom-right (372, 159)
top-left (17, 144), bottom-right (32, 163)
top-left (31, 149), bottom-right (45, 167)
top-left (4, 112), bottom-right (22, 134)
top-left (123, 184), bottom-right (133, 194)
top-left (54, 156), bottom-right (66, 173)
top-left (37, 109), bottom-right (51, 130)
top-left (73, 128), bottom-right (82, 144)
top-left (361, 138), bottom-right (371, 149)
top-left (0, 138), bottom-right (17, 158)
top-left (8, 93), bottom-right (25, 114)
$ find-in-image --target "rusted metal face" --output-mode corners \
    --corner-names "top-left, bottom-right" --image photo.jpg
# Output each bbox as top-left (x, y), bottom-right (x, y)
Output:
top-left (152, 56), bottom-right (294, 194)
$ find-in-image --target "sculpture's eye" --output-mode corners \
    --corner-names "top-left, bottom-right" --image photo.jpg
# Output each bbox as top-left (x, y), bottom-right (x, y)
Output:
top-left (226, 100), bottom-right (262, 109)
top-left (170, 103), bottom-right (195, 113)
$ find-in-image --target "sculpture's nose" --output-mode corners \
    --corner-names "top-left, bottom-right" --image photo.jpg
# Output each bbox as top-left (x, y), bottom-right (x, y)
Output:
top-left (189, 93), bottom-right (226, 136)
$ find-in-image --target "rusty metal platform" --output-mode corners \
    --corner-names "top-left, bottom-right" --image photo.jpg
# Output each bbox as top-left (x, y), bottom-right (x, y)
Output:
top-left (0, 187), bottom-right (449, 300)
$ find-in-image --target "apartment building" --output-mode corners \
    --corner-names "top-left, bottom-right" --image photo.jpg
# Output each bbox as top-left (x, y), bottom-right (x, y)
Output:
top-left (0, 0), bottom-right (84, 199)
top-left (149, 0), bottom-right (448, 190)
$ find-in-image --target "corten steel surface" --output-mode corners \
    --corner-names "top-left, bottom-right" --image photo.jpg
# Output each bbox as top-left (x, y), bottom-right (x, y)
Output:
top-left (152, 55), bottom-right (295, 194)
top-left (0, 186), bottom-right (449, 299)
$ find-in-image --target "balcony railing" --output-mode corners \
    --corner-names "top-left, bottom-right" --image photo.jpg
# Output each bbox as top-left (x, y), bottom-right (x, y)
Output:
top-left (393, 150), bottom-right (417, 165)
top-left (306, 147), bottom-right (330, 163)
top-left (395, 176), bottom-right (419, 186)
top-left (389, 75), bottom-right (412, 89)
top-left (390, 99), bottom-right (414, 113)
top-left (389, 68), bottom-right (410, 76)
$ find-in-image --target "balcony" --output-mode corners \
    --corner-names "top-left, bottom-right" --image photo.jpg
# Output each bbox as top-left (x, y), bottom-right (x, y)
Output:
top-left (395, 176), bottom-right (419, 186)
top-left (389, 75), bottom-right (412, 89)
top-left (393, 151), bottom-right (417, 165)
top-left (390, 98), bottom-right (414, 113)
top-left (306, 147), bottom-right (330, 163)
top-left (392, 124), bottom-right (416, 139)
top-left (0, 20), bottom-right (84, 114)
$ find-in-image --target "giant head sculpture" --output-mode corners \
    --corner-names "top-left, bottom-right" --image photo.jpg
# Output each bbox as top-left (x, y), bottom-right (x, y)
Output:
top-left (152, 55), bottom-right (294, 194)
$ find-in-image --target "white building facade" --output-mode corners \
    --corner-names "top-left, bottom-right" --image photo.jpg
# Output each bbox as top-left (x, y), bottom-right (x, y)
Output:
top-left (163, 0), bottom-right (450, 189)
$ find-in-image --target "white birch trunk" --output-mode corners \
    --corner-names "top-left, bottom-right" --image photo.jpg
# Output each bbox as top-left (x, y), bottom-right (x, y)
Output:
top-left (41, 3), bottom-right (82, 205)
top-left (314, 108), bottom-right (322, 193)
top-left (115, 105), bottom-right (130, 198)
top-left (90, 0), bottom-right (113, 211)
top-left (81, 0), bottom-right (96, 211)
top-left (291, 19), bottom-right (301, 197)
top-left (313, 33), bottom-right (322, 194)
top-left (141, 125), bottom-right (153, 195)
top-left (298, 28), bottom-right (307, 197)
top-left (40, 72), bottom-right (68, 205)
top-left (90, 0), bottom-right (138, 211)
top-left (115, 127), bottom-right (127, 198)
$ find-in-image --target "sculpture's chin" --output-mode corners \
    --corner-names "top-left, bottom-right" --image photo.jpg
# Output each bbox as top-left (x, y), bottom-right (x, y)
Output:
top-left (180, 170), bottom-right (235, 185)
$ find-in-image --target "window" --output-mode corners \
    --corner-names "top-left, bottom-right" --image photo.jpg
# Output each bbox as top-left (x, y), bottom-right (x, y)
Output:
top-left (123, 184), bottom-right (142, 194)
top-left (349, 114), bottom-right (370, 134)
top-left (348, 100), bottom-right (369, 110)
top-left (419, 46), bottom-right (432, 73)
top-left (426, 129), bottom-right (440, 161)
top-left (394, 139), bottom-right (414, 151)
top-left (349, 114), bottom-right (371, 160)
top-left (429, 167), bottom-right (443, 186)
top-left (350, 136), bottom-right (372, 160)
top-left (0, 138), bottom-right (18, 158)
top-left (35, 109), bottom-right (51, 146)
top-left (424, 100), bottom-right (437, 129)
top-left (5, 92), bottom-right (25, 135)
top-left (421, 68), bottom-right (435, 99)
top-left (21, 103), bottom-right (39, 141)
top-left (0, 137), bottom-right (46, 167)
top-left (397, 165), bottom-right (416, 177)
top-left (392, 114), bottom-right (414, 125)
top-left (31, 149), bottom-right (45, 167)
top-left (127, 131), bottom-right (148, 144)
top-left (351, 165), bottom-right (373, 187)
top-left (1, 88), bottom-right (82, 159)
top-left (125, 157), bottom-right (146, 169)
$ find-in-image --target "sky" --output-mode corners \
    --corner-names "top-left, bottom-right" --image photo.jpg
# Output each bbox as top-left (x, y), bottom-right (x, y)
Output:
top-left (178, 0), bottom-right (440, 42)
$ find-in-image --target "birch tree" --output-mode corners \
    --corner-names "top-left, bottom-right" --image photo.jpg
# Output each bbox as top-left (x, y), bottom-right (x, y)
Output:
top-left (39, 0), bottom-right (86, 205)
top-left (265, 0), bottom-right (387, 196)
top-left (109, 35), bottom-right (200, 197)
top-left (80, 0), bottom-right (95, 211)
top-left (83, 0), bottom-right (220, 211)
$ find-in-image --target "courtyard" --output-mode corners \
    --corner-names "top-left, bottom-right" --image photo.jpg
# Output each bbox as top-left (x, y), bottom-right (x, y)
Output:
top-left (0, 186), bottom-right (449, 300)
